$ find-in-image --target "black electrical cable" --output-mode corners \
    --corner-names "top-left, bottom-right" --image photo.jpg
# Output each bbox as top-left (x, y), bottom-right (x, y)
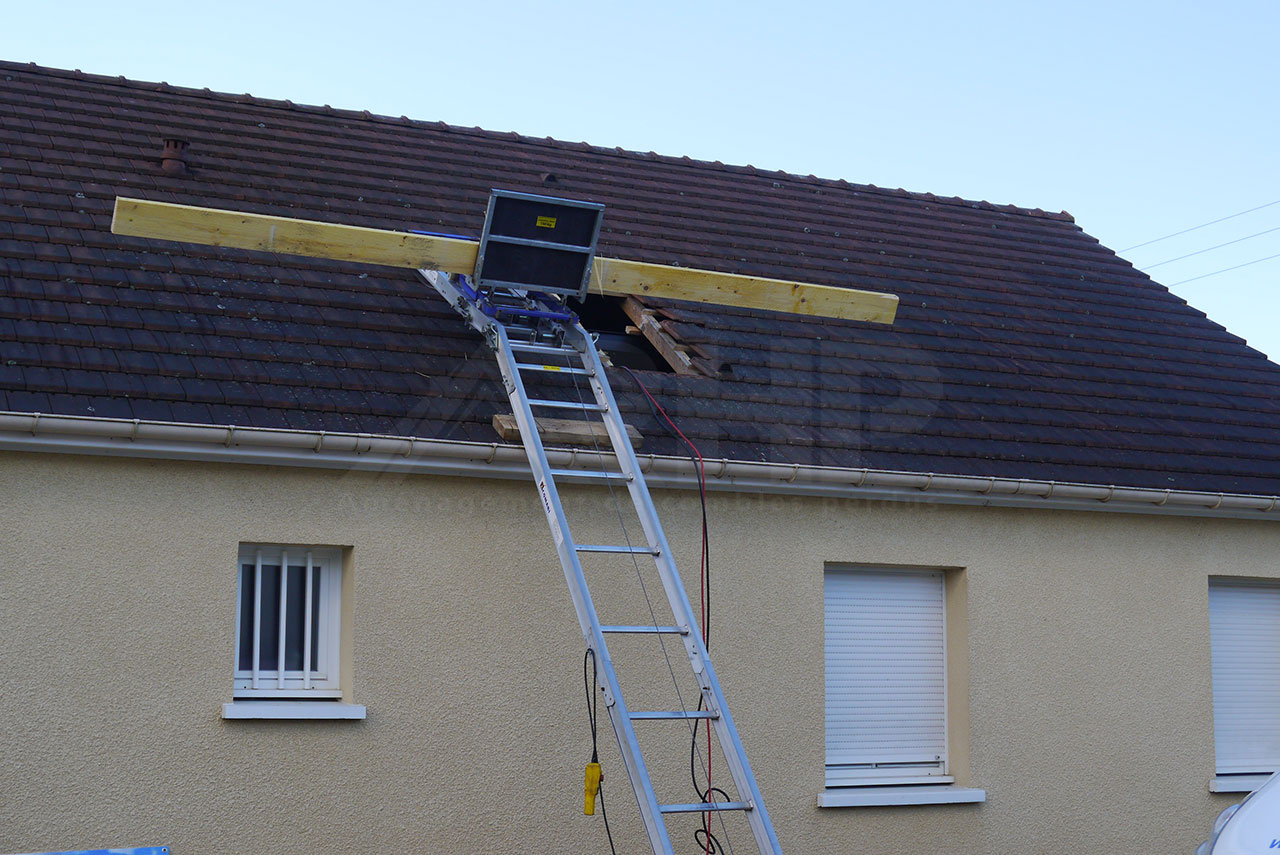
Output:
top-left (622, 368), bottom-right (725, 855)
top-left (584, 648), bottom-right (618, 855)
top-left (694, 788), bottom-right (732, 854)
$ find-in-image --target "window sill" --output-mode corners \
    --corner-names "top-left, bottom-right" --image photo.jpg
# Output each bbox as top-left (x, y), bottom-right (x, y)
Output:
top-left (818, 785), bottom-right (986, 808)
top-left (1210, 774), bottom-right (1272, 793)
top-left (221, 701), bottom-right (366, 720)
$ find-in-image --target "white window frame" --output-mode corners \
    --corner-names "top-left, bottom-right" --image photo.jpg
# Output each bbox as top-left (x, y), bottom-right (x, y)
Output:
top-left (234, 543), bottom-right (342, 700)
top-left (1208, 576), bottom-right (1280, 784)
top-left (824, 565), bottom-right (951, 788)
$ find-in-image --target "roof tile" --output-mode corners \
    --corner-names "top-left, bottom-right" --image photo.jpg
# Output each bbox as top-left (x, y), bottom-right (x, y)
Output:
top-left (2, 61), bottom-right (1280, 494)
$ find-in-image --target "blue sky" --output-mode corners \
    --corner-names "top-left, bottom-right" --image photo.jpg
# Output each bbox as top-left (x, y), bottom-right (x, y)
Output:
top-left (5, 1), bottom-right (1278, 356)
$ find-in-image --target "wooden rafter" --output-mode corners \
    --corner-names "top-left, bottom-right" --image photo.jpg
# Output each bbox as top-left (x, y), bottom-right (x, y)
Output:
top-left (621, 296), bottom-right (708, 377)
top-left (111, 197), bottom-right (898, 323)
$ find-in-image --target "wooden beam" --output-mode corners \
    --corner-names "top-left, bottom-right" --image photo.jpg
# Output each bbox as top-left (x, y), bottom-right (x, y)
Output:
top-left (621, 297), bottom-right (708, 377)
top-left (111, 197), bottom-right (898, 324)
top-left (594, 257), bottom-right (897, 324)
top-left (111, 196), bottom-right (479, 272)
top-left (492, 413), bottom-right (642, 449)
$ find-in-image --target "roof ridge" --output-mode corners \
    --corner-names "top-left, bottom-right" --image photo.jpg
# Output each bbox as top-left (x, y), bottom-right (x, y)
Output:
top-left (0, 59), bottom-right (1076, 224)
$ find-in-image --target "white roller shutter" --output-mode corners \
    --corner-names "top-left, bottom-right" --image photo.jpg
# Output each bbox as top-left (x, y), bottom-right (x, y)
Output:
top-left (825, 567), bottom-right (949, 785)
top-left (1209, 577), bottom-right (1280, 775)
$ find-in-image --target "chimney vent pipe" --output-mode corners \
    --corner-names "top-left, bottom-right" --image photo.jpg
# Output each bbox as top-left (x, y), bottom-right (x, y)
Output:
top-left (160, 136), bottom-right (189, 176)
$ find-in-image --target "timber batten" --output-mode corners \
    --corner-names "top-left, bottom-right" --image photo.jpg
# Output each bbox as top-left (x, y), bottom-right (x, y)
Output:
top-left (110, 197), bottom-right (899, 323)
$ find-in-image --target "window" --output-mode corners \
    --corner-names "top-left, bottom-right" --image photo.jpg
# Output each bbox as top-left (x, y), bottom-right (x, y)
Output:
top-left (821, 564), bottom-right (982, 807)
top-left (1208, 577), bottom-right (1280, 787)
top-left (825, 566), bottom-right (950, 787)
top-left (230, 544), bottom-right (349, 707)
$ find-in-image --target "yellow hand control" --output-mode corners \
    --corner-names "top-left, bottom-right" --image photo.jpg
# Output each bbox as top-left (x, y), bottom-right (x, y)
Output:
top-left (584, 761), bottom-right (602, 815)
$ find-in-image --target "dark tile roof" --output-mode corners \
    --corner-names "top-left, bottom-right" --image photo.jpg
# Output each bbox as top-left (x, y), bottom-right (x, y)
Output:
top-left (3, 60), bottom-right (1280, 494)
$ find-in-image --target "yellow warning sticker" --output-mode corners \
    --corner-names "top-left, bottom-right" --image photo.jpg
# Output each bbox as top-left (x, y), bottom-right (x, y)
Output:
top-left (541, 364), bottom-right (561, 372)
top-left (536, 215), bottom-right (558, 228)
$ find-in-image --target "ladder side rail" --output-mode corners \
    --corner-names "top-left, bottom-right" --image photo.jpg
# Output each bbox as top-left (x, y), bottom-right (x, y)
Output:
top-left (423, 272), bottom-right (780, 854)
top-left (423, 271), bottom-right (675, 854)
top-left (488, 321), bottom-right (676, 855)
top-left (569, 322), bottom-right (785, 855)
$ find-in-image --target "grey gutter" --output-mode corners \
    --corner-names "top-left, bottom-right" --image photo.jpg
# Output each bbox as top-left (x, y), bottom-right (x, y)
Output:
top-left (0, 411), bottom-right (1276, 521)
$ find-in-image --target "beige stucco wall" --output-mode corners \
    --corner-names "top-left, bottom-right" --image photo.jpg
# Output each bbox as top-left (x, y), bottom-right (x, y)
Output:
top-left (1, 449), bottom-right (1271, 854)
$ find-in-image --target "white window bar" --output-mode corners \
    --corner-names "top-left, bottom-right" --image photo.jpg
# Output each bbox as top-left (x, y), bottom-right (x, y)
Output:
top-left (235, 545), bottom-right (340, 698)
top-left (251, 549), bottom-right (263, 689)
top-left (303, 551), bottom-right (314, 690)
top-left (277, 549), bottom-right (289, 689)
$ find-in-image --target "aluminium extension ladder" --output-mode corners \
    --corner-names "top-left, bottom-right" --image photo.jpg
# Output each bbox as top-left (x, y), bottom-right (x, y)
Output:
top-left (423, 270), bottom-right (783, 855)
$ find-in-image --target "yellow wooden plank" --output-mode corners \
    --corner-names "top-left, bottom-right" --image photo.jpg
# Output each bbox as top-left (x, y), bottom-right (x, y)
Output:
top-left (111, 197), bottom-right (898, 323)
top-left (593, 257), bottom-right (898, 324)
top-left (111, 197), bottom-right (479, 273)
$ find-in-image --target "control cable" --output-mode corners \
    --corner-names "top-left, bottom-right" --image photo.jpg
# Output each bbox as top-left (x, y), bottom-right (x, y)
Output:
top-left (584, 647), bottom-right (618, 854)
top-left (623, 368), bottom-right (727, 855)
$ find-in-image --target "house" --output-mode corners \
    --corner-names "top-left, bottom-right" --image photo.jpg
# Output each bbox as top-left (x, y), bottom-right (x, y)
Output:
top-left (2, 59), bottom-right (1278, 854)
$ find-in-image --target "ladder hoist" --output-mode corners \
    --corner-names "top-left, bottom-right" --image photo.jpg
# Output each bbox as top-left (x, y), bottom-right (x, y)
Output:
top-left (111, 189), bottom-right (901, 855)
top-left (423, 190), bottom-right (782, 855)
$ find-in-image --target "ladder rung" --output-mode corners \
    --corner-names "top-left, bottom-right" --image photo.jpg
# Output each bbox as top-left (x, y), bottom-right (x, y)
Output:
top-left (509, 342), bottom-right (577, 356)
top-left (600, 625), bottom-right (688, 635)
top-left (528, 398), bottom-right (605, 412)
top-left (516, 363), bottom-right (591, 376)
top-left (630, 710), bottom-right (719, 720)
top-left (576, 544), bottom-right (659, 555)
top-left (659, 801), bottom-right (751, 814)
top-left (548, 469), bottom-right (630, 481)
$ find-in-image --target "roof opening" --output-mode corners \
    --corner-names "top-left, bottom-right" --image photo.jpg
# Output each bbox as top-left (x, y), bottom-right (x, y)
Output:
top-left (574, 295), bottom-right (705, 375)
top-left (575, 295), bottom-right (670, 372)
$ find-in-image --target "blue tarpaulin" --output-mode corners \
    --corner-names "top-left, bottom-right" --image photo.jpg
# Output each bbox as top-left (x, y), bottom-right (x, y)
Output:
top-left (6, 848), bottom-right (168, 855)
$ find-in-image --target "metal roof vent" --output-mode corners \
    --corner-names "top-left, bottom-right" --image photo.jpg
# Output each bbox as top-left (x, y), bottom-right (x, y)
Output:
top-left (160, 136), bottom-right (189, 176)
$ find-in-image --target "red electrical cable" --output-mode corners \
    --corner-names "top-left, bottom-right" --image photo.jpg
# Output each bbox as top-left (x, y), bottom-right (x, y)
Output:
top-left (623, 370), bottom-right (716, 855)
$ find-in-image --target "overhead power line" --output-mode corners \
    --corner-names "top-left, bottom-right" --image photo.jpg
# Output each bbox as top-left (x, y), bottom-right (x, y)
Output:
top-left (1144, 225), bottom-right (1280, 270)
top-left (1121, 199), bottom-right (1280, 252)
top-left (1169, 252), bottom-right (1280, 286)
